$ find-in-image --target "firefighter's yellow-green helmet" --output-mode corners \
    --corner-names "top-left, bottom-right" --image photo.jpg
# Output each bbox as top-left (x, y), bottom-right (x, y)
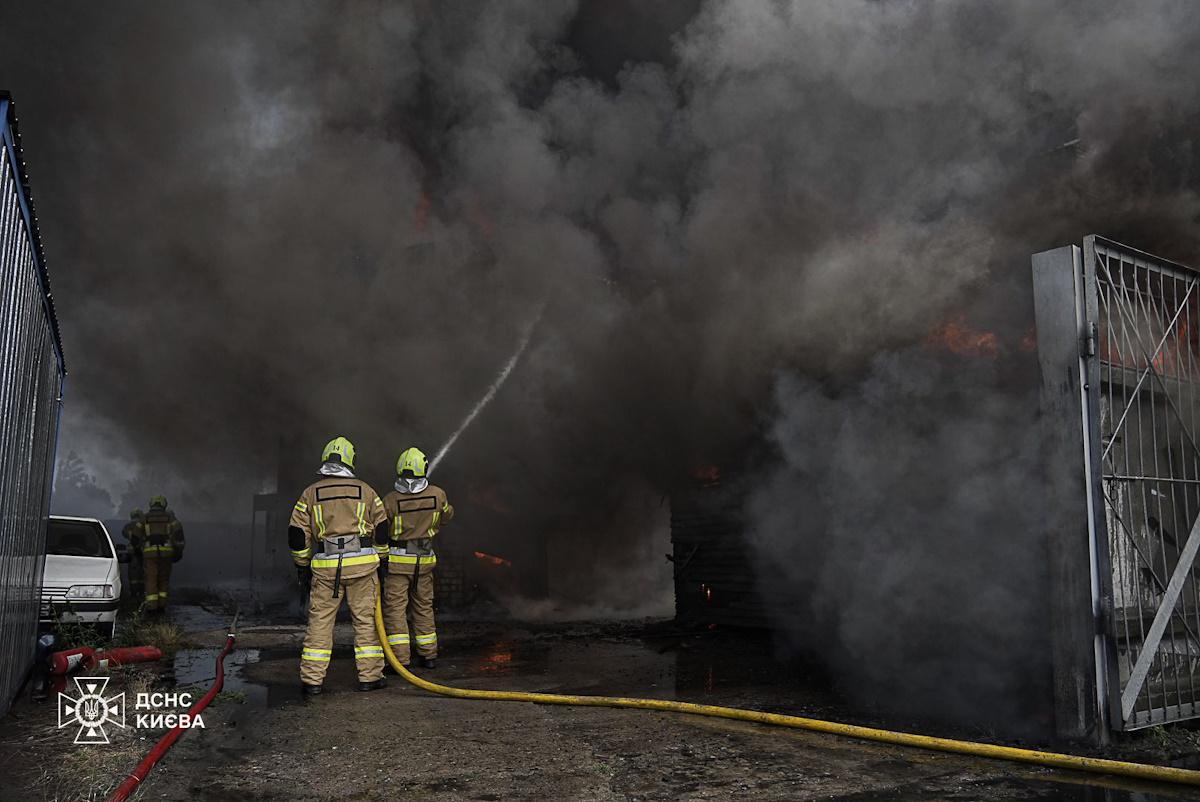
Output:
top-left (322, 436), bottom-right (356, 469)
top-left (396, 447), bottom-right (427, 478)
top-left (130, 508), bottom-right (143, 519)
top-left (149, 495), bottom-right (167, 509)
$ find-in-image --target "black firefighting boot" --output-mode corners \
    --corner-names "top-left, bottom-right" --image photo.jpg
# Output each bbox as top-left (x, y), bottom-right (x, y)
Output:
top-left (301, 683), bottom-right (324, 697)
top-left (357, 678), bottom-right (386, 692)
top-left (418, 655), bottom-right (436, 669)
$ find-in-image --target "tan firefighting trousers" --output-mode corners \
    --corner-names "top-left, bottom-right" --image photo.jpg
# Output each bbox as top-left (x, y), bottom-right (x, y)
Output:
top-left (128, 552), bottom-right (144, 602)
top-left (382, 569), bottom-right (437, 663)
top-left (143, 553), bottom-right (171, 611)
top-left (300, 573), bottom-right (385, 686)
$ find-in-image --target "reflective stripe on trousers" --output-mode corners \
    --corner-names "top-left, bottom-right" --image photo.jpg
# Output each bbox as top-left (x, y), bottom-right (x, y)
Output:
top-left (300, 573), bottom-right (384, 685)
top-left (311, 550), bottom-right (378, 569)
top-left (388, 553), bottom-right (437, 566)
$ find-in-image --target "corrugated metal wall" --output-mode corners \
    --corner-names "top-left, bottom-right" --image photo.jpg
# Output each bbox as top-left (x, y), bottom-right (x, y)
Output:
top-left (0, 92), bottom-right (66, 716)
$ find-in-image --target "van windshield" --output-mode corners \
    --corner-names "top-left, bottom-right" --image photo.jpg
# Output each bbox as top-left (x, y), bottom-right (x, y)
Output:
top-left (46, 519), bottom-right (112, 558)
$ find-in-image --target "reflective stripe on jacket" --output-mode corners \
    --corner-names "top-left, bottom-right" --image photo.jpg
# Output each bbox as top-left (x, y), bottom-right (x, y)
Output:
top-left (382, 485), bottom-right (452, 541)
top-left (290, 476), bottom-right (387, 580)
top-left (143, 508), bottom-right (184, 558)
top-left (381, 484), bottom-right (451, 576)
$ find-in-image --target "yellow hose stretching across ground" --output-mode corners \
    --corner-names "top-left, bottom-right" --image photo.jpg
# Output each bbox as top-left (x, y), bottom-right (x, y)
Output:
top-left (373, 598), bottom-right (1200, 787)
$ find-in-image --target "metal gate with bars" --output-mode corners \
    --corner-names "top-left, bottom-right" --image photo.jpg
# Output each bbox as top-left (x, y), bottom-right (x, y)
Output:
top-left (1034, 236), bottom-right (1200, 737)
top-left (1089, 236), bottom-right (1200, 730)
top-left (0, 91), bottom-right (65, 717)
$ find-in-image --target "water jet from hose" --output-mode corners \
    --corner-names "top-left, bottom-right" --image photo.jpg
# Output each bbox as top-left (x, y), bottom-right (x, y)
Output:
top-left (428, 304), bottom-right (544, 474)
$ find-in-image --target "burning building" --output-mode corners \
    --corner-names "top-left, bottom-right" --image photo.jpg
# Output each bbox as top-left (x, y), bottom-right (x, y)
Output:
top-left (667, 235), bottom-right (1200, 744)
top-left (10, 1), bottom-right (1200, 762)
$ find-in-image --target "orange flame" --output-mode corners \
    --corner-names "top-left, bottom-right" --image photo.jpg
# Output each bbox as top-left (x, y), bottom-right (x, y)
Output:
top-left (485, 649), bottom-right (512, 665)
top-left (480, 643), bottom-right (514, 671)
top-left (924, 317), bottom-right (1001, 358)
top-left (474, 550), bottom-right (512, 568)
top-left (1098, 314), bottom-right (1199, 379)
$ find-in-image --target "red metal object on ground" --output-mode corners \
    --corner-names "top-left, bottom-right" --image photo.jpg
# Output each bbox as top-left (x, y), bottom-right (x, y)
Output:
top-left (91, 646), bottom-right (163, 670)
top-left (49, 645), bottom-right (164, 675)
top-left (107, 617), bottom-right (238, 802)
top-left (48, 646), bottom-right (94, 676)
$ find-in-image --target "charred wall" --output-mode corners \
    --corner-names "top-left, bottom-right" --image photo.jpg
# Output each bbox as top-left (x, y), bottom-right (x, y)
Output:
top-left (672, 470), bottom-right (781, 629)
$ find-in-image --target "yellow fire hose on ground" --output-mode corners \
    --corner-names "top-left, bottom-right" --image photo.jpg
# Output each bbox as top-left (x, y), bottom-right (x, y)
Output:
top-left (373, 600), bottom-right (1200, 788)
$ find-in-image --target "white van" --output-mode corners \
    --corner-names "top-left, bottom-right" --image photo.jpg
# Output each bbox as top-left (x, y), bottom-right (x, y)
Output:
top-left (40, 515), bottom-right (123, 638)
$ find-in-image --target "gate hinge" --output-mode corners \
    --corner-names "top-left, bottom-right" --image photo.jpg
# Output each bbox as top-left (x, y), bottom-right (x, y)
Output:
top-left (1082, 322), bottom-right (1097, 358)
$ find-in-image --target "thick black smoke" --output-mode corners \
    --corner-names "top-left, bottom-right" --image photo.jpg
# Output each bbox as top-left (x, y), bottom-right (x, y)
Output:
top-left (6, 0), bottom-right (1200, 721)
top-left (750, 348), bottom-right (1050, 735)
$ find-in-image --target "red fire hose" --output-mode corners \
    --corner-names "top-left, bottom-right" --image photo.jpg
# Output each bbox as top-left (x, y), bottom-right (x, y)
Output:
top-left (107, 613), bottom-right (239, 802)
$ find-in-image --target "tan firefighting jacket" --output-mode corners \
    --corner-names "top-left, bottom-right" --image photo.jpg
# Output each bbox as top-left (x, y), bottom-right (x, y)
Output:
top-left (142, 508), bottom-right (184, 560)
top-left (290, 476), bottom-right (387, 580)
top-left (381, 483), bottom-right (453, 575)
top-left (122, 516), bottom-right (146, 552)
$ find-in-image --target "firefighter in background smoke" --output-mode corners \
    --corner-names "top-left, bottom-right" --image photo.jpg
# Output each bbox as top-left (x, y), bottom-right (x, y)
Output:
top-left (141, 496), bottom-right (184, 612)
top-left (289, 436), bottom-right (390, 695)
top-left (121, 508), bottom-right (145, 602)
top-left (381, 447), bottom-right (453, 668)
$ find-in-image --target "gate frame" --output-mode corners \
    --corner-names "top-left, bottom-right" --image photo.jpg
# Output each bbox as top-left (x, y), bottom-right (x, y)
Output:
top-left (1033, 242), bottom-right (1113, 742)
top-left (1034, 236), bottom-right (1200, 740)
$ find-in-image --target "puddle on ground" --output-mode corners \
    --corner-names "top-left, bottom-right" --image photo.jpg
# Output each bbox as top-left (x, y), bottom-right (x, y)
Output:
top-left (982, 778), bottom-right (1177, 802)
top-left (831, 777), bottom-right (1173, 801)
top-left (170, 647), bottom-right (297, 709)
top-left (167, 605), bottom-right (237, 633)
top-left (465, 640), bottom-right (552, 678)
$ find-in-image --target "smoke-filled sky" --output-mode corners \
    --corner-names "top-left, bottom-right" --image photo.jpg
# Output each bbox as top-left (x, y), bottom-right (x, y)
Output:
top-left (7, 0), bottom-right (1200, 727)
top-left (1, 0), bottom-right (1197, 515)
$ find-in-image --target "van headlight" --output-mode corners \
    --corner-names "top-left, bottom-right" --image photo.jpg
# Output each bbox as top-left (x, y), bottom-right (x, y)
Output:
top-left (67, 584), bottom-right (114, 600)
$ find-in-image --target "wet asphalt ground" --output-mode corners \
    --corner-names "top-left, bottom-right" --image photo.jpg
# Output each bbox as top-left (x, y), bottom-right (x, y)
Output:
top-left (144, 606), bottom-right (1200, 801)
top-left (5, 604), bottom-right (1200, 801)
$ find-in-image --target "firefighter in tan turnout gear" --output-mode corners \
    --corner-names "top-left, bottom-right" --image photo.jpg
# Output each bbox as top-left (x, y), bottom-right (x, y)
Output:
top-left (289, 436), bottom-right (390, 695)
top-left (141, 496), bottom-right (184, 612)
top-left (122, 508), bottom-right (146, 603)
top-left (381, 447), bottom-right (453, 668)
